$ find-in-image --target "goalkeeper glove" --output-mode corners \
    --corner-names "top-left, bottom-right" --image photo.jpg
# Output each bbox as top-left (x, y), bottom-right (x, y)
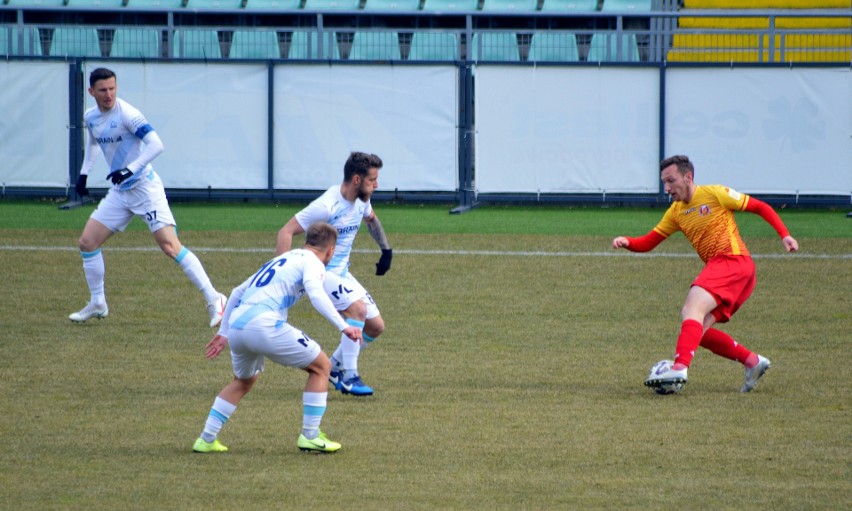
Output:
top-left (107, 168), bottom-right (133, 186)
top-left (75, 174), bottom-right (89, 196)
top-left (375, 248), bottom-right (393, 276)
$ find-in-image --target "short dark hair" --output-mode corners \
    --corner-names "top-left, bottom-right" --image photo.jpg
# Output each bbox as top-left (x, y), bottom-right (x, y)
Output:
top-left (343, 151), bottom-right (383, 183)
top-left (660, 155), bottom-right (694, 176)
top-left (305, 222), bottom-right (338, 249)
top-left (89, 67), bottom-right (116, 88)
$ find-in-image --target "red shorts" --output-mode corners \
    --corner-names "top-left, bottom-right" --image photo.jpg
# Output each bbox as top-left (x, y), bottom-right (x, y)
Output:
top-left (692, 254), bottom-right (756, 323)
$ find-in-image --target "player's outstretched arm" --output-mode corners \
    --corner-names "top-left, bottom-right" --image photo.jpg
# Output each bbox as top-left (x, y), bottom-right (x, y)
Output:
top-left (276, 217), bottom-right (305, 256)
top-left (744, 197), bottom-right (798, 253)
top-left (612, 231), bottom-right (666, 253)
top-left (612, 236), bottom-right (630, 249)
top-left (782, 235), bottom-right (799, 253)
top-left (366, 212), bottom-right (392, 275)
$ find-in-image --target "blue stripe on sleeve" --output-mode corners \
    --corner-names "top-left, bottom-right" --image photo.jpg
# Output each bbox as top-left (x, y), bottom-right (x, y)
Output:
top-left (135, 124), bottom-right (154, 139)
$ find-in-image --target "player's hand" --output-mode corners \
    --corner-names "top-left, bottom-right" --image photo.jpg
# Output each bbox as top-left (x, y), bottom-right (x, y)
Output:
top-left (205, 334), bottom-right (229, 360)
top-left (612, 236), bottom-right (629, 249)
top-left (342, 326), bottom-right (362, 344)
top-left (107, 168), bottom-right (133, 186)
top-left (782, 235), bottom-right (799, 253)
top-left (75, 174), bottom-right (89, 196)
top-left (375, 248), bottom-right (393, 275)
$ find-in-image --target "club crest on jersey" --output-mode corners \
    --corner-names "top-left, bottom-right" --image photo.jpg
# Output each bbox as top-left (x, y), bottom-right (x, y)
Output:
top-left (699, 205), bottom-right (711, 216)
top-left (110, 121), bottom-right (118, 129)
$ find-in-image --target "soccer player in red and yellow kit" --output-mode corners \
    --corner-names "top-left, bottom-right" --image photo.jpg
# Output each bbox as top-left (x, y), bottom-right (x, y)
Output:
top-left (612, 155), bottom-right (798, 393)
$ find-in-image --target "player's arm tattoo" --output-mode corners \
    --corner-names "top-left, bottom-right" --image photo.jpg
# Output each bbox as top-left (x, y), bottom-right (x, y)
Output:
top-left (367, 215), bottom-right (391, 250)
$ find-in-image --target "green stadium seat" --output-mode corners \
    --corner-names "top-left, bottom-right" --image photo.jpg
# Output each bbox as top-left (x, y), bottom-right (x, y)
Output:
top-left (539, 0), bottom-right (597, 12)
top-left (124, 0), bottom-right (186, 8)
top-left (302, 0), bottom-right (360, 9)
top-left (174, 29), bottom-right (222, 58)
top-left (362, 0), bottom-right (421, 11)
top-left (480, 0), bottom-right (538, 12)
top-left (66, 0), bottom-right (128, 7)
top-left (5, 0), bottom-right (67, 6)
top-left (471, 32), bottom-right (520, 61)
top-left (600, 0), bottom-right (652, 11)
top-left (587, 32), bottom-right (640, 61)
top-left (288, 30), bottom-right (340, 59)
top-left (111, 28), bottom-right (161, 57)
top-left (527, 32), bottom-right (579, 62)
top-left (229, 30), bottom-right (281, 59)
top-left (348, 31), bottom-right (401, 60)
top-left (50, 27), bottom-right (104, 57)
top-left (0, 26), bottom-right (8, 56)
top-left (421, 0), bottom-right (478, 11)
top-left (242, 0), bottom-right (302, 8)
top-left (184, 0), bottom-right (244, 8)
top-left (407, 31), bottom-right (457, 61)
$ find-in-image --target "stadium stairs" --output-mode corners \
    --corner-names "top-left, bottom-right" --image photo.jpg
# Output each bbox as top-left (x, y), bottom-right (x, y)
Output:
top-left (667, 0), bottom-right (852, 63)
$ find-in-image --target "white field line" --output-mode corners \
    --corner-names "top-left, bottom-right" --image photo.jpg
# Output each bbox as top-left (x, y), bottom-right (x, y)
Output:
top-left (0, 245), bottom-right (849, 259)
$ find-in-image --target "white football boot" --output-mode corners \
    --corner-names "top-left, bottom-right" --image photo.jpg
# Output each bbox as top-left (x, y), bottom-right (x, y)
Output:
top-left (207, 292), bottom-right (227, 328)
top-left (740, 355), bottom-right (771, 393)
top-left (69, 302), bottom-right (109, 323)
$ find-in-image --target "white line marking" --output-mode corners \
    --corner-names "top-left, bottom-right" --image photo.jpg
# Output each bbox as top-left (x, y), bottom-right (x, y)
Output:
top-left (1, 245), bottom-right (848, 259)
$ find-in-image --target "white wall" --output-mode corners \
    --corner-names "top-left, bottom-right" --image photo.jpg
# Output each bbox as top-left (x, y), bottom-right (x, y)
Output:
top-left (475, 66), bottom-right (661, 194)
top-left (1, 61), bottom-right (849, 197)
top-left (665, 67), bottom-right (852, 196)
top-left (0, 62), bottom-right (69, 188)
top-left (475, 65), bottom-right (851, 197)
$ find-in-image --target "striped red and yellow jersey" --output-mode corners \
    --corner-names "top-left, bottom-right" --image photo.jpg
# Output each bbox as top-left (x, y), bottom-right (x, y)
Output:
top-left (653, 185), bottom-right (751, 263)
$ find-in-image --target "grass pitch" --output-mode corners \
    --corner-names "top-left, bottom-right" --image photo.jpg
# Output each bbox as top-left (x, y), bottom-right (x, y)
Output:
top-left (0, 201), bottom-right (849, 510)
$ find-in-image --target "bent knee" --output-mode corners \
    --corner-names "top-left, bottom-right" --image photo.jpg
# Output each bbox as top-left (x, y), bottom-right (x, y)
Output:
top-left (308, 353), bottom-right (331, 378)
top-left (342, 301), bottom-right (368, 321)
top-left (365, 317), bottom-right (385, 339)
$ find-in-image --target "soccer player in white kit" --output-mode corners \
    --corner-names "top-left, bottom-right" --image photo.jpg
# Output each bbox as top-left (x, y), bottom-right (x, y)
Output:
top-left (193, 222), bottom-right (362, 454)
top-left (276, 152), bottom-right (393, 397)
top-left (69, 67), bottom-right (227, 327)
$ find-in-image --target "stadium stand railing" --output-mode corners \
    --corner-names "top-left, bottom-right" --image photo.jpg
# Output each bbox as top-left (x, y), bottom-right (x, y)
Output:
top-left (0, 0), bottom-right (849, 63)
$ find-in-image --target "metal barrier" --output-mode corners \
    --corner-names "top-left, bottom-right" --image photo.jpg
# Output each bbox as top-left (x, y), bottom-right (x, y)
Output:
top-left (1, 3), bottom-right (850, 63)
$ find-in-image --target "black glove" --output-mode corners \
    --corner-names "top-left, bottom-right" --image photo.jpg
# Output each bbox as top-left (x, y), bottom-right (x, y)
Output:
top-left (375, 248), bottom-right (393, 276)
top-left (75, 174), bottom-right (89, 196)
top-left (107, 168), bottom-right (133, 186)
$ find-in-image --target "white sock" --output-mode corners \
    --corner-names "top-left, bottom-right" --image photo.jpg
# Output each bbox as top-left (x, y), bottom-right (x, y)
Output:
top-left (175, 247), bottom-right (218, 304)
top-left (81, 249), bottom-right (106, 305)
top-left (201, 396), bottom-right (236, 443)
top-left (338, 319), bottom-right (365, 378)
top-left (302, 391), bottom-right (327, 439)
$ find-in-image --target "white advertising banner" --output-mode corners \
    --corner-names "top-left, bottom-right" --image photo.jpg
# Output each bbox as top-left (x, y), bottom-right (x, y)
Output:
top-left (0, 62), bottom-right (69, 188)
top-left (474, 66), bottom-right (661, 194)
top-left (273, 64), bottom-right (458, 191)
top-left (665, 67), bottom-right (852, 196)
top-left (83, 61), bottom-right (269, 190)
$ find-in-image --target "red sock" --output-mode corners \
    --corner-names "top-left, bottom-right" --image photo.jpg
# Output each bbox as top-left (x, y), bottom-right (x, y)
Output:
top-left (700, 328), bottom-right (754, 365)
top-left (674, 319), bottom-right (704, 368)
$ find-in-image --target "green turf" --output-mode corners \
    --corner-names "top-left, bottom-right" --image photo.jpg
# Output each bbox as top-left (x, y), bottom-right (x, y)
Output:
top-left (0, 200), bottom-right (849, 510)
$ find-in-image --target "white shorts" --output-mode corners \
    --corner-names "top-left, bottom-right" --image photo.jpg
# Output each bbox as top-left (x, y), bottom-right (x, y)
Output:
top-left (323, 271), bottom-right (380, 320)
top-left (90, 171), bottom-right (175, 234)
top-left (228, 323), bottom-right (322, 380)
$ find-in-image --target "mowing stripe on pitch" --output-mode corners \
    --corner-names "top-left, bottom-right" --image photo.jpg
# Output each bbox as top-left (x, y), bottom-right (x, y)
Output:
top-left (0, 245), bottom-right (848, 259)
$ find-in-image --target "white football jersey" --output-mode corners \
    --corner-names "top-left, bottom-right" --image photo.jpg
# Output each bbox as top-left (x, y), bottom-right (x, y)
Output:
top-left (83, 97), bottom-right (154, 191)
top-left (294, 186), bottom-right (373, 276)
top-left (225, 249), bottom-right (345, 332)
